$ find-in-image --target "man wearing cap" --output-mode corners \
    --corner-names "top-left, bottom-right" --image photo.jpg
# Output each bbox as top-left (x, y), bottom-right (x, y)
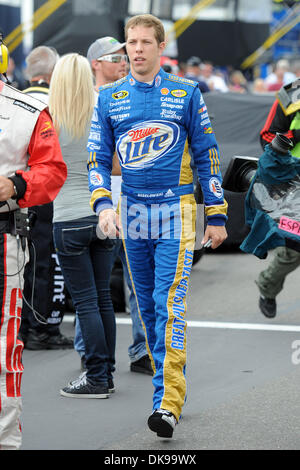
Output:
top-left (87, 36), bottom-right (128, 93)
top-left (185, 56), bottom-right (209, 93)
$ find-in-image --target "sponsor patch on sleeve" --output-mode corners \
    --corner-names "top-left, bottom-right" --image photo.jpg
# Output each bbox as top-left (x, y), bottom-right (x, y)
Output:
top-left (90, 170), bottom-right (104, 187)
top-left (209, 177), bottom-right (223, 198)
top-left (40, 119), bottom-right (55, 138)
top-left (89, 131), bottom-right (101, 142)
top-left (87, 142), bottom-right (101, 151)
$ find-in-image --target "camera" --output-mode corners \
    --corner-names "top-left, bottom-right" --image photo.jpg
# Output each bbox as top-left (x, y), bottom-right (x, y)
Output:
top-left (222, 156), bottom-right (258, 192)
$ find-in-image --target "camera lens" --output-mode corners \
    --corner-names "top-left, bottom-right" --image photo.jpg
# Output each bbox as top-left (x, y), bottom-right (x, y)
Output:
top-left (236, 163), bottom-right (257, 191)
top-left (271, 133), bottom-right (293, 154)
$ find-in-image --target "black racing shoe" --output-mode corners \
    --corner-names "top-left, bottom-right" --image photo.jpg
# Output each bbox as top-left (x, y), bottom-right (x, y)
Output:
top-left (61, 373), bottom-right (109, 399)
top-left (147, 409), bottom-right (177, 438)
top-left (259, 296), bottom-right (277, 318)
top-left (130, 355), bottom-right (153, 376)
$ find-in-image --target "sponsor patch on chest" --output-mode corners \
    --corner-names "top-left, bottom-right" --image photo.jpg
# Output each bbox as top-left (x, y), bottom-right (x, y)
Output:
top-left (13, 100), bottom-right (37, 113)
top-left (116, 120), bottom-right (179, 169)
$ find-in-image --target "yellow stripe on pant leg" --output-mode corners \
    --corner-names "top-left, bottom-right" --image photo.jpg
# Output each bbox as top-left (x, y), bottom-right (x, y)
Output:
top-left (161, 194), bottom-right (196, 421)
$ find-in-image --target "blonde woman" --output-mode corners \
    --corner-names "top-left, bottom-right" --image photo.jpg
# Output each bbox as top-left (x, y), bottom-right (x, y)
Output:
top-left (49, 53), bottom-right (116, 398)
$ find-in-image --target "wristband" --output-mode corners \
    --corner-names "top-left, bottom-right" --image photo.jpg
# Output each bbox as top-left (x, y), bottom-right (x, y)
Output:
top-left (8, 177), bottom-right (18, 200)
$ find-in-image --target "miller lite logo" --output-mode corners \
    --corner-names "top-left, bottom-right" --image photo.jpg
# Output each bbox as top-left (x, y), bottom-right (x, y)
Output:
top-left (90, 170), bottom-right (104, 186)
top-left (116, 120), bottom-right (179, 169)
top-left (128, 127), bottom-right (159, 142)
top-left (209, 177), bottom-right (223, 198)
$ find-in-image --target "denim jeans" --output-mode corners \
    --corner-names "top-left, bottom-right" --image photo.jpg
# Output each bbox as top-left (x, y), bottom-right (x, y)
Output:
top-left (74, 238), bottom-right (147, 363)
top-left (53, 216), bottom-right (116, 386)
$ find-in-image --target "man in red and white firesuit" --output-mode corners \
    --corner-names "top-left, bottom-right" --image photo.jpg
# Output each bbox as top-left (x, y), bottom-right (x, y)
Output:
top-left (0, 39), bottom-right (67, 449)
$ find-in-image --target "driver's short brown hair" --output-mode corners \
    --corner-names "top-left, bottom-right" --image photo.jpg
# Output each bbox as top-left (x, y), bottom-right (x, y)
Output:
top-left (125, 14), bottom-right (165, 45)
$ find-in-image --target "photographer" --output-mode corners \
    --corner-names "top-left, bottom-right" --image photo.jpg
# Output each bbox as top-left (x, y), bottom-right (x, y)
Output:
top-left (257, 96), bottom-right (300, 318)
top-left (0, 39), bottom-right (67, 449)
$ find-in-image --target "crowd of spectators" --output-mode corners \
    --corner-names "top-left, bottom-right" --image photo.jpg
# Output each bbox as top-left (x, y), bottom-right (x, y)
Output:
top-left (4, 51), bottom-right (300, 98)
top-left (161, 56), bottom-right (300, 95)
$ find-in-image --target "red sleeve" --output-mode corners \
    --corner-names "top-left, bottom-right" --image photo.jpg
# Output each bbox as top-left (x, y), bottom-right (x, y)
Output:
top-left (16, 109), bottom-right (67, 208)
top-left (260, 100), bottom-right (294, 149)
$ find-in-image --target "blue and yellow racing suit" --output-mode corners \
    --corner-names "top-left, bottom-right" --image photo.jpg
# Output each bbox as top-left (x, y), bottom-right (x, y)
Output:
top-left (87, 68), bottom-right (227, 421)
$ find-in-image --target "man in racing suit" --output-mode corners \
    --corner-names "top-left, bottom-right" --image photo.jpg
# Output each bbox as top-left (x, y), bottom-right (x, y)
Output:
top-left (0, 57), bottom-right (67, 449)
top-left (87, 14), bottom-right (228, 438)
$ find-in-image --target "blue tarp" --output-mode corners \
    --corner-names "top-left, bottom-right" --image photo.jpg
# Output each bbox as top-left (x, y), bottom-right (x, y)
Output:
top-left (240, 144), bottom-right (300, 258)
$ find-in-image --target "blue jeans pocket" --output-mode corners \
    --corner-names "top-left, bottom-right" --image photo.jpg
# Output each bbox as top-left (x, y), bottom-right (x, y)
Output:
top-left (60, 225), bottom-right (94, 255)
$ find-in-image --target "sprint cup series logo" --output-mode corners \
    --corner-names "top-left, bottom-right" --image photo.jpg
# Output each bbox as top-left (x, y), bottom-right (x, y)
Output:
top-left (116, 120), bottom-right (179, 169)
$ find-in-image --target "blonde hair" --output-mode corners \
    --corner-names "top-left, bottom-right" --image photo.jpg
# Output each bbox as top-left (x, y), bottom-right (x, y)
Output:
top-left (48, 53), bottom-right (94, 140)
top-left (125, 14), bottom-right (165, 44)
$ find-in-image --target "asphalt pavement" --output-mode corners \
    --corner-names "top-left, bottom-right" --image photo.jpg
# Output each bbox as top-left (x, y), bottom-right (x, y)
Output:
top-left (19, 249), bottom-right (300, 452)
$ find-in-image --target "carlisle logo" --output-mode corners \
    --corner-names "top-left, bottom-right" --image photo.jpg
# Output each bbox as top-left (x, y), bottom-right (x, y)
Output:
top-left (112, 90), bottom-right (129, 100)
top-left (161, 88), bottom-right (169, 95)
top-left (116, 120), bottom-right (179, 169)
top-left (204, 127), bottom-right (213, 134)
top-left (209, 177), bottom-right (223, 199)
top-left (171, 89), bottom-right (187, 98)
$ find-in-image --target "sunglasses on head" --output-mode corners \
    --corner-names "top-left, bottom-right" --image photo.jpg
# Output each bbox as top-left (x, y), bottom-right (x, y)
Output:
top-left (97, 54), bottom-right (128, 63)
